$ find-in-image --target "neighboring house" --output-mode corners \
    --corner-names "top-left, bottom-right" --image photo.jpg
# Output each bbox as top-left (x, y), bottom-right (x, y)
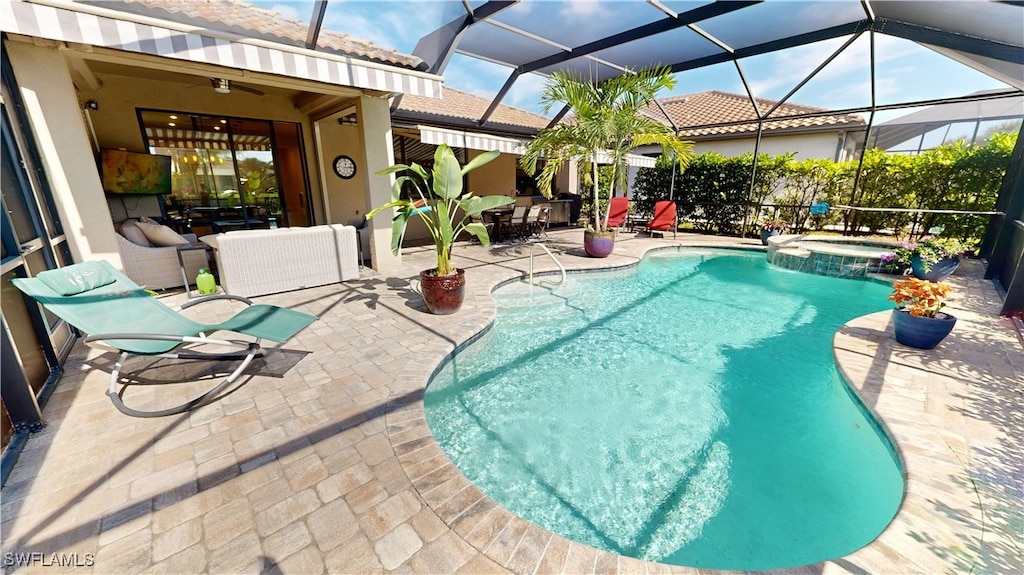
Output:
top-left (870, 89), bottom-right (1024, 154)
top-left (637, 90), bottom-right (867, 162)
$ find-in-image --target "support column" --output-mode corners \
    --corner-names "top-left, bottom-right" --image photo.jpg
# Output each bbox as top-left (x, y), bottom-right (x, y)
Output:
top-left (4, 40), bottom-right (120, 266)
top-left (357, 94), bottom-right (401, 272)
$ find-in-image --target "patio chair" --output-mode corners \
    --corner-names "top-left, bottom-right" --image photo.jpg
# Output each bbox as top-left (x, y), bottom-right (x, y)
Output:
top-left (524, 204), bottom-right (543, 237)
top-left (606, 197), bottom-right (630, 229)
top-left (10, 260), bottom-right (316, 417)
top-left (647, 200), bottom-right (678, 238)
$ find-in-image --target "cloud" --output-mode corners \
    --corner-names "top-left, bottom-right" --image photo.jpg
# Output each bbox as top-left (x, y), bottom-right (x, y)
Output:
top-left (266, 3), bottom-right (302, 21)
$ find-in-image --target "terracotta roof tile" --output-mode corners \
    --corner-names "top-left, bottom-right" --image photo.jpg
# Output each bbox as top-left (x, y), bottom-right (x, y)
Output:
top-left (83, 0), bottom-right (425, 70)
top-left (644, 90), bottom-right (865, 138)
top-left (396, 88), bottom-right (551, 132)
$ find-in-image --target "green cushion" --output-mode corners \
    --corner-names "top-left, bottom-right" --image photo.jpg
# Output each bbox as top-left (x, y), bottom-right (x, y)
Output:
top-left (36, 261), bottom-right (118, 295)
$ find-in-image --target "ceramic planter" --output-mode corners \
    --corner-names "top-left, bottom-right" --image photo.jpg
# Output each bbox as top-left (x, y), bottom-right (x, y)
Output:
top-left (760, 229), bottom-right (782, 245)
top-left (419, 268), bottom-right (466, 315)
top-left (892, 308), bottom-right (956, 349)
top-left (911, 255), bottom-right (959, 282)
top-left (584, 229), bottom-right (616, 258)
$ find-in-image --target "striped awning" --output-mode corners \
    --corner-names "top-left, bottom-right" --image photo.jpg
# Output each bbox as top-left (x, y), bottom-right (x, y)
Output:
top-left (145, 128), bottom-right (271, 151)
top-left (418, 126), bottom-right (529, 155)
top-left (417, 125), bottom-right (657, 167)
top-left (1, 0), bottom-right (442, 97)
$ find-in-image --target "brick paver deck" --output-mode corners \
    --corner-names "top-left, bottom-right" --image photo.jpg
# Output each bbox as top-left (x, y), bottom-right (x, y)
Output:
top-left (2, 229), bottom-right (1020, 574)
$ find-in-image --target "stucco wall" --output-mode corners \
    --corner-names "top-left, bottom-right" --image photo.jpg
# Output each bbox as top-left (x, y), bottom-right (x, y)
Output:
top-left (319, 120), bottom-right (368, 225)
top-left (690, 132), bottom-right (843, 160)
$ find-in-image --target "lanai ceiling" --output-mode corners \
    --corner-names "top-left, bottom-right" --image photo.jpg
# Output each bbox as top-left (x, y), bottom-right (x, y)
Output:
top-left (405, 0), bottom-right (1023, 126)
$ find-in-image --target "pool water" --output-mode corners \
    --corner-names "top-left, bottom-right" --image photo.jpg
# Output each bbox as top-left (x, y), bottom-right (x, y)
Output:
top-left (424, 250), bottom-right (903, 570)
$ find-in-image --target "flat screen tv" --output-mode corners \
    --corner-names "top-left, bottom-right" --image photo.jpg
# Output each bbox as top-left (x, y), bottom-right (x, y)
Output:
top-left (99, 149), bottom-right (172, 195)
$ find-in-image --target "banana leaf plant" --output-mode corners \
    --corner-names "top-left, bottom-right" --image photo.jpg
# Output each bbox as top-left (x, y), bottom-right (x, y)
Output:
top-left (366, 144), bottom-right (514, 276)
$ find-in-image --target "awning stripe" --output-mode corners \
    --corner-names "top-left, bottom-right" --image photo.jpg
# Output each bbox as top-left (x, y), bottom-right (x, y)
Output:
top-left (3, 0), bottom-right (442, 97)
top-left (417, 126), bottom-right (657, 166)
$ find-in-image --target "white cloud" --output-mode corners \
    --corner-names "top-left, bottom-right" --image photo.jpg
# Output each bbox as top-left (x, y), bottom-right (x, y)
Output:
top-left (266, 3), bottom-right (302, 21)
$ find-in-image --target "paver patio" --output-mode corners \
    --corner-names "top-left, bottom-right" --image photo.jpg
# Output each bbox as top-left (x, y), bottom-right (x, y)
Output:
top-left (1, 229), bottom-right (1020, 574)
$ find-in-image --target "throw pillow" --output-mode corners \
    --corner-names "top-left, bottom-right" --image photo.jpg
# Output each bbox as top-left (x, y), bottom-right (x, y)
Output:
top-left (120, 219), bottom-right (152, 247)
top-left (136, 219), bottom-right (189, 246)
top-left (37, 261), bottom-right (117, 295)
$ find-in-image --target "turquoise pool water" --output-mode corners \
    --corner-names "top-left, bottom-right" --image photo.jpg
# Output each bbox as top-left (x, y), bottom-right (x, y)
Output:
top-left (424, 249), bottom-right (904, 570)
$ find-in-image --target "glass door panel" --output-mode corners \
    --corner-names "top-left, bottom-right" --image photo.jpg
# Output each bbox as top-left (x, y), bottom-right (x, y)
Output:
top-left (141, 110), bottom-right (301, 233)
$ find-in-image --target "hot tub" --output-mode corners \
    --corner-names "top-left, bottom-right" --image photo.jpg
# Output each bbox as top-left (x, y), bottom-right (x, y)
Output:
top-left (765, 234), bottom-right (901, 278)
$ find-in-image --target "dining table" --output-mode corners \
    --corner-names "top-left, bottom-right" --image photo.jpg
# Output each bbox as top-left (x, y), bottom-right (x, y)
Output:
top-left (482, 207), bottom-right (515, 242)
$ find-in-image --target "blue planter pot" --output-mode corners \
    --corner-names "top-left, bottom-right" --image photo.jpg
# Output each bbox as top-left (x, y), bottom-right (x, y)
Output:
top-left (892, 308), bottom-right (956, 349)
top-left (911, 255), bottom-right (959, 282)
top-left (760, 229), bottom-right (782, 245)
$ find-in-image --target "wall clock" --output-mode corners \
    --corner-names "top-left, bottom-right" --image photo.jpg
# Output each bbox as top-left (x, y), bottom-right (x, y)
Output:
top-left (333, 155), bottom-right (356, 179)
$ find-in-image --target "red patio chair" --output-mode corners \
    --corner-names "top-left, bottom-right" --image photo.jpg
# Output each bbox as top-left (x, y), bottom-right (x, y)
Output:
top-left (647, 200), bottom-right (677, 238)
top-left (606, 196), bottom-right (629, 229)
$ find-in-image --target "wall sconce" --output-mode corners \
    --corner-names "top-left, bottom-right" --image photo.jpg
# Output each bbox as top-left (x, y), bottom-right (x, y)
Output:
top-left (211, 78), bottom-right (231, 94)
top-left (338, 114), bottom-right (357, 125)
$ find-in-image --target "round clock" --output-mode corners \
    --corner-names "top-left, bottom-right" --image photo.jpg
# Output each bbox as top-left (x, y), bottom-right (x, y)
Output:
top-left (332, 155), bottom-right (356, 179)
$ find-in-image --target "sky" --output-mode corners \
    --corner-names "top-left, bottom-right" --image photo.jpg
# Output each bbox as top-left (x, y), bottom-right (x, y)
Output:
top-left (251, 0), bottom-right (1016, 123)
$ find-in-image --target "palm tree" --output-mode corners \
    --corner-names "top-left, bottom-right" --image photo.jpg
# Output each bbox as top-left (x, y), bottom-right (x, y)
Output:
top-left (520, 65), bottom-right (693, 232)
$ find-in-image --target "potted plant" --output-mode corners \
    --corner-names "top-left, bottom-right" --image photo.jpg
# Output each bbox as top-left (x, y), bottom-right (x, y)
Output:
top-left (759, 219), bottom-right (788, 245)
top-left (366, 144), bottom-right (514, 314)
top-left (520, 66), bottom-right (693, 258)
top-left (887, 236), bottom-right (975, 281)
top-left (888, 277), bottom-right (956, 349)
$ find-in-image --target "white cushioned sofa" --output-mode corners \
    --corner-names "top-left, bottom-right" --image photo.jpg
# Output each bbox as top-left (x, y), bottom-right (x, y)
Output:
top-left (208, 224), bottom-right (359, 297)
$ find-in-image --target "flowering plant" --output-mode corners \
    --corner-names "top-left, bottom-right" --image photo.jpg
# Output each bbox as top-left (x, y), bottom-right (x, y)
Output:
top-left (760, 219), bottom-right (788, 232)
top-left (883, 236), bottom-right (976, 273)
top-left (888, 278), bottom-right (952, 318)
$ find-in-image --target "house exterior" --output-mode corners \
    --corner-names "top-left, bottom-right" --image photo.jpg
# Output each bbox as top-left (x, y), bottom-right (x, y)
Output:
top-left (1, 0), bottom-right (443, 436)
top-left (638, 90), bottom-right (868, 162)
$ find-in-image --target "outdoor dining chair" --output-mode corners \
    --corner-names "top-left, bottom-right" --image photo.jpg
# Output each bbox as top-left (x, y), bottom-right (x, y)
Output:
top-left (11, 260), bottom-right (316, 417)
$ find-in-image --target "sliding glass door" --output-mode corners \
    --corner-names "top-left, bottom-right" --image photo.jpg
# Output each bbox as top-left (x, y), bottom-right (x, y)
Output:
top-left (139, 110), bottom-right (310, 235)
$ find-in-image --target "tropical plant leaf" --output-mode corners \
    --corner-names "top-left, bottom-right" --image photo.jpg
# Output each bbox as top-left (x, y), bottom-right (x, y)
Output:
top-left (464, 222), bottom-right (491, 245)
top-left (432, 145), bottom-right (464, 200)
top-left (461, 194), bottom-right (515, 216)
top-left (461, 149), bottom-right (500, 175)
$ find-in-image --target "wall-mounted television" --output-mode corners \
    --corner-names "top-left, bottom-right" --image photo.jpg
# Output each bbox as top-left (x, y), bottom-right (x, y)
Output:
top-left (99, 149), bottom-right (172, 195)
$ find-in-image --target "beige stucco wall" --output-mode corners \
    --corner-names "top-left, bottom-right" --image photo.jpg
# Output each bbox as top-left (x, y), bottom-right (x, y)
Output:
top-left (319, 120), bottom-right (368, 224)
top-left (691, 132), bottom-right (843, 160)
top-left (467, 150), bottom-right (516, 198)
top-left (78, 72), bottom-right (327, 225)
top-left (5, 41), bottom-right (120, 266)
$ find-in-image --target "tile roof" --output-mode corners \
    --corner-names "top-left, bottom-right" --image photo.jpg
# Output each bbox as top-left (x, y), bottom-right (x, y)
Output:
top-left (80, 0), bottom-right (425, 71)
top-left (643, 90), bottom-right (865, 138)
top-left (395, 88), bottom-right (551, 133)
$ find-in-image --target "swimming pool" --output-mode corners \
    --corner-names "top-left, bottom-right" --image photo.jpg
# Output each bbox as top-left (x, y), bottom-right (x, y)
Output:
top-left (424, 249), bottom-right (903, 570)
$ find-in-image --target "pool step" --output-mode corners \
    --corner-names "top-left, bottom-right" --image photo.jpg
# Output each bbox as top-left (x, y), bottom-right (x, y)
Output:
top-left (493, 280), bottom-right (583, 321)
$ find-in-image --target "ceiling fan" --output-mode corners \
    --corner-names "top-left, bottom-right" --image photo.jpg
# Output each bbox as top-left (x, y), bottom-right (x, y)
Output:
top-left (209, 77), bottom-right (265, 96)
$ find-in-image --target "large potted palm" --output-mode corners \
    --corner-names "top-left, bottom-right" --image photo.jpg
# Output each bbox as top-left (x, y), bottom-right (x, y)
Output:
top-left (367, 144), bottom-right (514, 314)
top-left (520, 65), bottom-right (693, 257)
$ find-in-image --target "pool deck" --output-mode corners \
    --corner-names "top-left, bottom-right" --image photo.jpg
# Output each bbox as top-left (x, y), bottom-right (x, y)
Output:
top-left (2, 229), bottom-right (1021, 574)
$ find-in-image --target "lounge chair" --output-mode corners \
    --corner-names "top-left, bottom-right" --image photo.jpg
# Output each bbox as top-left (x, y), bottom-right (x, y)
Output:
top-left (606, 197), bottom-right (630, 229)
top-left (647, 200), bottom-right (678, 238)
top-left (10, 260), bottom-right (316, 417)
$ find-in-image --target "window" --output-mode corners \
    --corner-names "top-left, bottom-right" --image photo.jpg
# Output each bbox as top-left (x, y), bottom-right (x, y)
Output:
top-left (139, 110), bottom-right (311, 234)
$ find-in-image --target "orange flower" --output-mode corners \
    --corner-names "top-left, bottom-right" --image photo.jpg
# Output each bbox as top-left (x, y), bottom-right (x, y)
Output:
top-left (889, 278), bottom-right (952, 317)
